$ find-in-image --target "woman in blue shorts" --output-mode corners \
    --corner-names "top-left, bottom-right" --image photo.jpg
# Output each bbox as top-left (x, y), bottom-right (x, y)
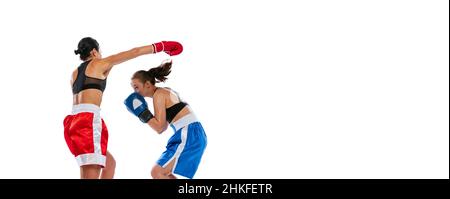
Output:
top-left (124, 60), bottom-right (207, 179)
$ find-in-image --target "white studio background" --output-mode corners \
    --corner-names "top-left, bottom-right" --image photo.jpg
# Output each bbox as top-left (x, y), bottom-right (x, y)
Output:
top-left (0, 0), bottom-right (448, 179)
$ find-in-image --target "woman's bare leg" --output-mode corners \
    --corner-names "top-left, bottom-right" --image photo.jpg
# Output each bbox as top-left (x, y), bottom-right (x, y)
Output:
top-left (80, 165), bottom-right (101, 179)
top-left (101, 151), bottom-right (116, 179)
top-left (167, 174), bottom-right (177, 179)
top-left (151, 158), bottom-right (177, 179)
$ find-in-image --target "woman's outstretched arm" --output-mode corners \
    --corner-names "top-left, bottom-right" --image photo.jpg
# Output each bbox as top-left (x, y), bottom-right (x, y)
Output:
top-left (101, 41), bottom-right (182, 73)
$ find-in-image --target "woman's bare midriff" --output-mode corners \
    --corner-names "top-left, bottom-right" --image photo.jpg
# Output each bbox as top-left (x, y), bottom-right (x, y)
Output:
top-left (170, 106), bottom-right (192, 124)
top-left (73, 89), bottom-right (103, 106)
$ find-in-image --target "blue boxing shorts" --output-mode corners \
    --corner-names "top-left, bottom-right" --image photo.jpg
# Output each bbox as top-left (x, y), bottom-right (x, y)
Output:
top-left (157, 113), bottom-right (207, 179)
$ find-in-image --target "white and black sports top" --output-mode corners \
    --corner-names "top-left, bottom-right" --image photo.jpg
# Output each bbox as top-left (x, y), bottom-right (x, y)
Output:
top-left (157, 87), bottom-right (188, 123)
top-left (72, 60), bottom-right (107, 94)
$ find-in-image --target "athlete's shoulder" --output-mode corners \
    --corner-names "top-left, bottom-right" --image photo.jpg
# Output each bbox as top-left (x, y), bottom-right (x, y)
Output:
top-left (71, 68), bottom-right (79, 84)
top-left (155, 87), bottom-right (170, 95)
top-left (88, 58), bottom-right (109, 71)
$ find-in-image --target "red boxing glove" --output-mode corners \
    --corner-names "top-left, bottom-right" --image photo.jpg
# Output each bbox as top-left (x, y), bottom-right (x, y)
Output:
top-left (152, 41), bottom-right (183, 56)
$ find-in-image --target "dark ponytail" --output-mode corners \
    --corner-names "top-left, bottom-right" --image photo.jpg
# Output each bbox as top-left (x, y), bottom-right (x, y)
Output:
top-left (132, 60), bottom-right (172, 85)
top-left (74, 37), bottom-right (99, 61)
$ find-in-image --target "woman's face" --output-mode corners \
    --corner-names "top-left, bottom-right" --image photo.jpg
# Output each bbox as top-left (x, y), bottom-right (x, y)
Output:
top-left (131, 78), bottom-right (150, 97)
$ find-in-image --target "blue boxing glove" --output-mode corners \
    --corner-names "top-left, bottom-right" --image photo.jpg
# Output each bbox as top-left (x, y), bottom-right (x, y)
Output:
top-left (124, 92), bottom-right (154, 123)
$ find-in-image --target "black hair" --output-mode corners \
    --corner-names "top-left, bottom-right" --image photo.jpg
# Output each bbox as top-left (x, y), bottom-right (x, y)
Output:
top-left (74, 37), bottom-right (99, 61)
top-left (132, 60), bottom-right (172, 85)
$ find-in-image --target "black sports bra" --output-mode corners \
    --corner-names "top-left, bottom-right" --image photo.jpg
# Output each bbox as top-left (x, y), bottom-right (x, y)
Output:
top-left (158, 87), bottom-right (188, 123)
top-left (72, 60), bottom-right (107, 95)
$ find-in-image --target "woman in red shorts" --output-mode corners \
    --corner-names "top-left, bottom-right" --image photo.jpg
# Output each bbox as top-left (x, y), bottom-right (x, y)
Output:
top-left (64, 37), bottom-right (182, 179)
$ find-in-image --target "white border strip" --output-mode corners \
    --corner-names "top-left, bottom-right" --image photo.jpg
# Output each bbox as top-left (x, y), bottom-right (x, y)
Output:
top-left (163, 126), bottom-right (188, 170)
top-left (171, 113), bottom-right (198, 132)
top-left (76, 153), bottom-right (106, 167)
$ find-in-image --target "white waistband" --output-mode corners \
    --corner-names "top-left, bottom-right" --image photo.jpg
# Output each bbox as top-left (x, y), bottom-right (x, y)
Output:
top-left (170, 113), bottom-right (199, 132)
top-left (72, 104), bottom-right (101, 115)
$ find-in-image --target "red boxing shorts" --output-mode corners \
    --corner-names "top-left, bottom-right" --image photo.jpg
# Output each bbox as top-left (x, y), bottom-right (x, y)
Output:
top-left (63, 104), bottom-right (108, 167)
